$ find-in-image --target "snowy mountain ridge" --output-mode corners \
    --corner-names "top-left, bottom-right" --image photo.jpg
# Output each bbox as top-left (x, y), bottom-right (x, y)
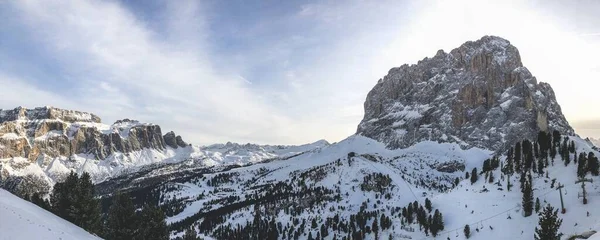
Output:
top-left (107, 134), bottom-right (600, 240)
top-left (0, 106), bottom-right (328, 196)
top-left (357, 36), bottom-right (572, 151)
top-left (588, 138), bottom-right (600, 148)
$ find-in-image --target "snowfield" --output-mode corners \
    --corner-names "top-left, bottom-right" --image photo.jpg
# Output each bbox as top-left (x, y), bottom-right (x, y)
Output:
top-left (139, 134), bottom-right (600, 240)
top-left (0, 138), bottom-right (329, 187)
top-left (0, 189), bottom-right (99, 240)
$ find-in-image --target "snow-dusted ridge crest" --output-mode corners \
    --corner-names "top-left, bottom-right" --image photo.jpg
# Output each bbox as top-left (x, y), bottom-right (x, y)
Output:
top-left (358, 35), bottom-right (573, 151)
top-left (0, 106), bottom-right (329, 190)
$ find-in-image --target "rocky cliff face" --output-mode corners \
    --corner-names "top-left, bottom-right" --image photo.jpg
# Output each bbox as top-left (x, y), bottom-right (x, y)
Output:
top-left (0, 106), bottom-right (188, 162)
top-left (357, 36), bottom-right (573, 151)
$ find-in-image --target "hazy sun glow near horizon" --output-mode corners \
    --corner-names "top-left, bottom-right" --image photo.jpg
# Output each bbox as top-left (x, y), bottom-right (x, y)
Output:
top-left (0, 0), bottom-right (599, 145)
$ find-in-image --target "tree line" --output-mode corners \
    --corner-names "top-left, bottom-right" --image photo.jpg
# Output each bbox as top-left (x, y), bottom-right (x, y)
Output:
top-left (27, 171), bottom-right (171, 240)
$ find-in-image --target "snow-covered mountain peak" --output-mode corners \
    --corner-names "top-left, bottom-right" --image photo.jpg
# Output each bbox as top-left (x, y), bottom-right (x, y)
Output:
top-left (0, 106), bottom-right (198, 190)
top-left (358, 35), bottom-right (573, 151)
top-left (0, 106), bottom-right (101, 123)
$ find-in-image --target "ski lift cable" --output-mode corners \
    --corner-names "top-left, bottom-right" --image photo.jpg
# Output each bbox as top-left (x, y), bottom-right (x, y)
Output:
top-left (416, 181), bottom-right (580, 240)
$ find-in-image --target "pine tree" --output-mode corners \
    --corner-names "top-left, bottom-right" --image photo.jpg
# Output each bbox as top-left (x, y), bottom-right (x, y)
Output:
top-left (570, 141), bottom-right (576, 153)
top-left (535, 198), bottom-right (541, 213)
top-left (524, 141), bottom-right (534, 171)
top-left (587, 152), bottom-right (599, 176)
top-left (504, 148), bottom-right (514, 176)
top-left (515, 142), bottom-right (522, 173)
top-left (429, 209), bottom-right (444, 237)
top-left (464, 224), bottom-right (471, 239)
top-left (106, 192), bottom-right (138, 240)
top-left (470, 168), bottom-right (478, 185)
top-left (183, 227), bottom-right (199, 240)
top-left (425, 198), bottom-right (432, 213)
top-left (534, 205), bottom-right (563, 240)
top-left (577, 153), bottom-right (588, 178)
top-left (372, 218), bottom-right (379, 240)
top-left (483, 159), bottom-right (491, 173)
top-left (74, 172), bottom-right (101, 235)
top-left (507, 176), bottom-right (512, 191)
top-left (488, 171), bottom-right (494, 183)
top-left (465, 171), bottom-right (470, 180)
top-left (520, 171), bottom-right (527, 191)
top-left (522, 178), bottom-right (534, 217)
top-left (50, 171), bottom-right (79, 223)
top-left (135, 204), bottom-right (168, 240)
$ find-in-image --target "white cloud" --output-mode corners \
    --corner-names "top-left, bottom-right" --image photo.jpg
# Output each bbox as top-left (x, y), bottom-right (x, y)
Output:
top-left (282, 0), bottom-right (600, 138)
top-left (4, 0), bottom-right (307, 145)
top-left (0, 74), bottom-right (76, 110)
top-left (2, 0), bottom-right (600, 145)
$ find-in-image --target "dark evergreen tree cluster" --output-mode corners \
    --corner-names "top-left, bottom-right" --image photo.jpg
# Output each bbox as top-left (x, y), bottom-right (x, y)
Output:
top-left (360, 173), bottom-right (393, 193)
top-left (577, 152), bottom-right (599, 178)
top-left (206, 172), bottom-right (239, 187)
top-left (399, 200), bottom-right (444, 237)
top-left (45, 171), bottom-right (169, 240)
top-left (105, 192), bottom-right (169, 240)
top-left (50, 171), bottom-right (102, 235)
top-left (482, 156), bottom-right (500, 173)
top-left (502, 130), bottom-right (597, 220)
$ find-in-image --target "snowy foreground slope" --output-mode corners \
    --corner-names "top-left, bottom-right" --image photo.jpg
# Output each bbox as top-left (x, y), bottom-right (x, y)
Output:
top-left (430, 135), bottom-right (600, 240)
top-left (0, 189), bottom-right (99, 240)
top-left (113, 134), bottom-right (600, 240)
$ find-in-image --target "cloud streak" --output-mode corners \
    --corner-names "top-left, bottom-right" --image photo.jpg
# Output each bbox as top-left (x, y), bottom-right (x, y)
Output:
top-left (1, 0), bottom-right (600, 144)
top-left (2, 0), bottom-right (299, 144)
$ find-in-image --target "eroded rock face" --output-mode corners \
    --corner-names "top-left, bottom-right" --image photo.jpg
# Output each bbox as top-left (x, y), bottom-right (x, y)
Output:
top-left (0, 106), bottom-right (100, 123)
top-left (164, 131), bottom-right (188, 149)
top-left (0, 107), bottom-right (185, 161)
top-left (357, 36), bottom-right (573, 151)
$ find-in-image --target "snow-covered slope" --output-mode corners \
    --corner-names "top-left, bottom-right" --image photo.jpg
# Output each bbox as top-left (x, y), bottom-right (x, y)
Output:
top-left (199, 140), bottom-right (330, 165)
top-left (429, 135), bottom-right (600, 240)
top-left (0, 189), bottom-right (99, 240)
top-left (589, 138), bottom-right (600, 148)
top-left (105, 133), bottom-right (600, 240)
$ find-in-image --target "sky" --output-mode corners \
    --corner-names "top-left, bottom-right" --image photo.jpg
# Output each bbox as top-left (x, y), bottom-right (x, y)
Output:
top-left (0, 0), bottom-right (599, 145)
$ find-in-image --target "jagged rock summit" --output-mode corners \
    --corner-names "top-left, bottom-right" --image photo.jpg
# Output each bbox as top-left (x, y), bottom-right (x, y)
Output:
top-left (0, 106), bottom-right (188, 161)
top-left (0, 106), bottom-right (197, 184)
top-left (0, 106), bottom-right (330, 188)
top-left (357, 36), bottom-right (573, 151)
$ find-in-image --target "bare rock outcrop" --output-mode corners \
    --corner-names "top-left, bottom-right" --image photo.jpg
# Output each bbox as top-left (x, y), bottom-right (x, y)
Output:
top-left (357, 36), bottom-right (573, 151)
top-left (0, 107), bottom-right (187, 161)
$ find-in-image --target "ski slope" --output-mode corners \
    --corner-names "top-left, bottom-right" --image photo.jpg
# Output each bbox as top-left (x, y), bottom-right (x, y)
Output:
top-left (0, 189), bottom-right (100, 240)
top-left (155, 134), bottom-right (600, 239)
